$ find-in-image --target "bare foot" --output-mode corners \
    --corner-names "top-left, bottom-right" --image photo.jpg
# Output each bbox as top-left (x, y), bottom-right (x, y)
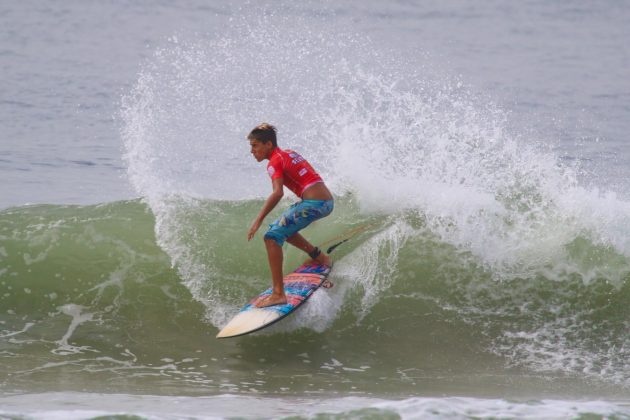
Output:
top-left (303, 252), bottom-right (333, 267)
top-left (256, 293), bottom-right (287, 308)
top-left (316, 252), bottom-right (333, 267)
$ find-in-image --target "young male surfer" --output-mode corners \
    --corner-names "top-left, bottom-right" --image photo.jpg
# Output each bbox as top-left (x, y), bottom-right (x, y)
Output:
top-left (247, 123), bottom-right (334, 307)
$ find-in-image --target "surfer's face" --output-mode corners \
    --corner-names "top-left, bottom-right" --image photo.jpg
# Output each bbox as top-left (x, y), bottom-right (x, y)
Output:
top-left (249, 139), bottom-right (273, 162)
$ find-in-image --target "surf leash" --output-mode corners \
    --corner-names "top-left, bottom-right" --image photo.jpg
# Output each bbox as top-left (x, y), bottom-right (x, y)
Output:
top-left (320, 221), bottom-right (377, 255)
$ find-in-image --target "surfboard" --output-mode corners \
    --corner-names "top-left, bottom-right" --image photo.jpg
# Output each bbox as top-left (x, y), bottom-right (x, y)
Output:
top-left (216, 262), bottom-right (332, 339)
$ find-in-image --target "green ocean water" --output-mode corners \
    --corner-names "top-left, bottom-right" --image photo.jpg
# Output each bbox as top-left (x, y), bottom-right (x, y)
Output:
top-left (1, 198), bottom-right (629, 403)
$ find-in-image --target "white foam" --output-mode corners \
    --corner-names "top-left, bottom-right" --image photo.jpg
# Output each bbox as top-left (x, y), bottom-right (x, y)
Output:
top-left (0, 393), bottom-right (628, 420)
top-left (52, 304), bottom-right (97, 356)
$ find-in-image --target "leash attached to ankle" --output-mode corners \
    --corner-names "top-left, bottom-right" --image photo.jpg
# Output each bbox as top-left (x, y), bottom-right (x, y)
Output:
top-left (308, 246), bottom-right (321, 260)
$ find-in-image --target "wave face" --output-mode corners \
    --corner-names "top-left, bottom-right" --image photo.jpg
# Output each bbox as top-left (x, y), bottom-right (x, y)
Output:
top-left (1, 198), bottom-right (629, 397)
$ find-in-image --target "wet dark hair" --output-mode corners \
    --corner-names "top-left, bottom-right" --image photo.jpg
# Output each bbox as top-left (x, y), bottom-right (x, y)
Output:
top-left (247, 123), bottom-right (277, 147)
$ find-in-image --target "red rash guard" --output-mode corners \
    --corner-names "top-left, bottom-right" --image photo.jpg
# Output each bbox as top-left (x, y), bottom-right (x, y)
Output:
top-left (266, 147), bottom-right (323, 197)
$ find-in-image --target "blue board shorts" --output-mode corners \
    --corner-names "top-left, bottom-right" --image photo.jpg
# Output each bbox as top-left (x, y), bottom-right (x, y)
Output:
top-left (264, 199), bottom-right (334, 246)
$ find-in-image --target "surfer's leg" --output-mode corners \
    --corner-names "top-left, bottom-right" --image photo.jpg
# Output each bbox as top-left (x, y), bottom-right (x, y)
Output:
top-left (286, 233), bottom-right (332, 267)
top-left (257, 238), bottom-right (287, 307)
top-left (284, 200), bottom-right (334, 266)
top-left (259, 204), bottom-right (299, 307)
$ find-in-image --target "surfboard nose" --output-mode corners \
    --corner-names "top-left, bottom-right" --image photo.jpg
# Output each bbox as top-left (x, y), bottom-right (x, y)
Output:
top-left (216, 307), bottom-right (280, 338)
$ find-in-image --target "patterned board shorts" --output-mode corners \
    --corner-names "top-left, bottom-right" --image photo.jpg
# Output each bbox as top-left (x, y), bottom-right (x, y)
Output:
top-left (264, 199), bottom-right (334, 246)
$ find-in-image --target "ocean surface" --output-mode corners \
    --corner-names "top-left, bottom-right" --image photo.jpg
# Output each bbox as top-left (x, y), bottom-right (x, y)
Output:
top-left (1, 1), bottom-right (630, 419)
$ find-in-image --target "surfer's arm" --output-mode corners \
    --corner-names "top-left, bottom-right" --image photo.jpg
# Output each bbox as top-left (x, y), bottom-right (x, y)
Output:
top-left (247, 177), bottom-right (284, 241)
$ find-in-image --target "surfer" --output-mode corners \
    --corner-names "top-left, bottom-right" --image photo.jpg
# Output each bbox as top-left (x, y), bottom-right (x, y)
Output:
top-left (247, 123), bottom-right (334, 307)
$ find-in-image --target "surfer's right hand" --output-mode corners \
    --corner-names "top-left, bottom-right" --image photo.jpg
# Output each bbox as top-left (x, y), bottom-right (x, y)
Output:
top-left (247, 219), bottom-right (261, 241)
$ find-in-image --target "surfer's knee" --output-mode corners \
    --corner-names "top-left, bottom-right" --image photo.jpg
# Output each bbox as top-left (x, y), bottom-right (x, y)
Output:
top-left (263, 231), bottom-right (284, 247)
